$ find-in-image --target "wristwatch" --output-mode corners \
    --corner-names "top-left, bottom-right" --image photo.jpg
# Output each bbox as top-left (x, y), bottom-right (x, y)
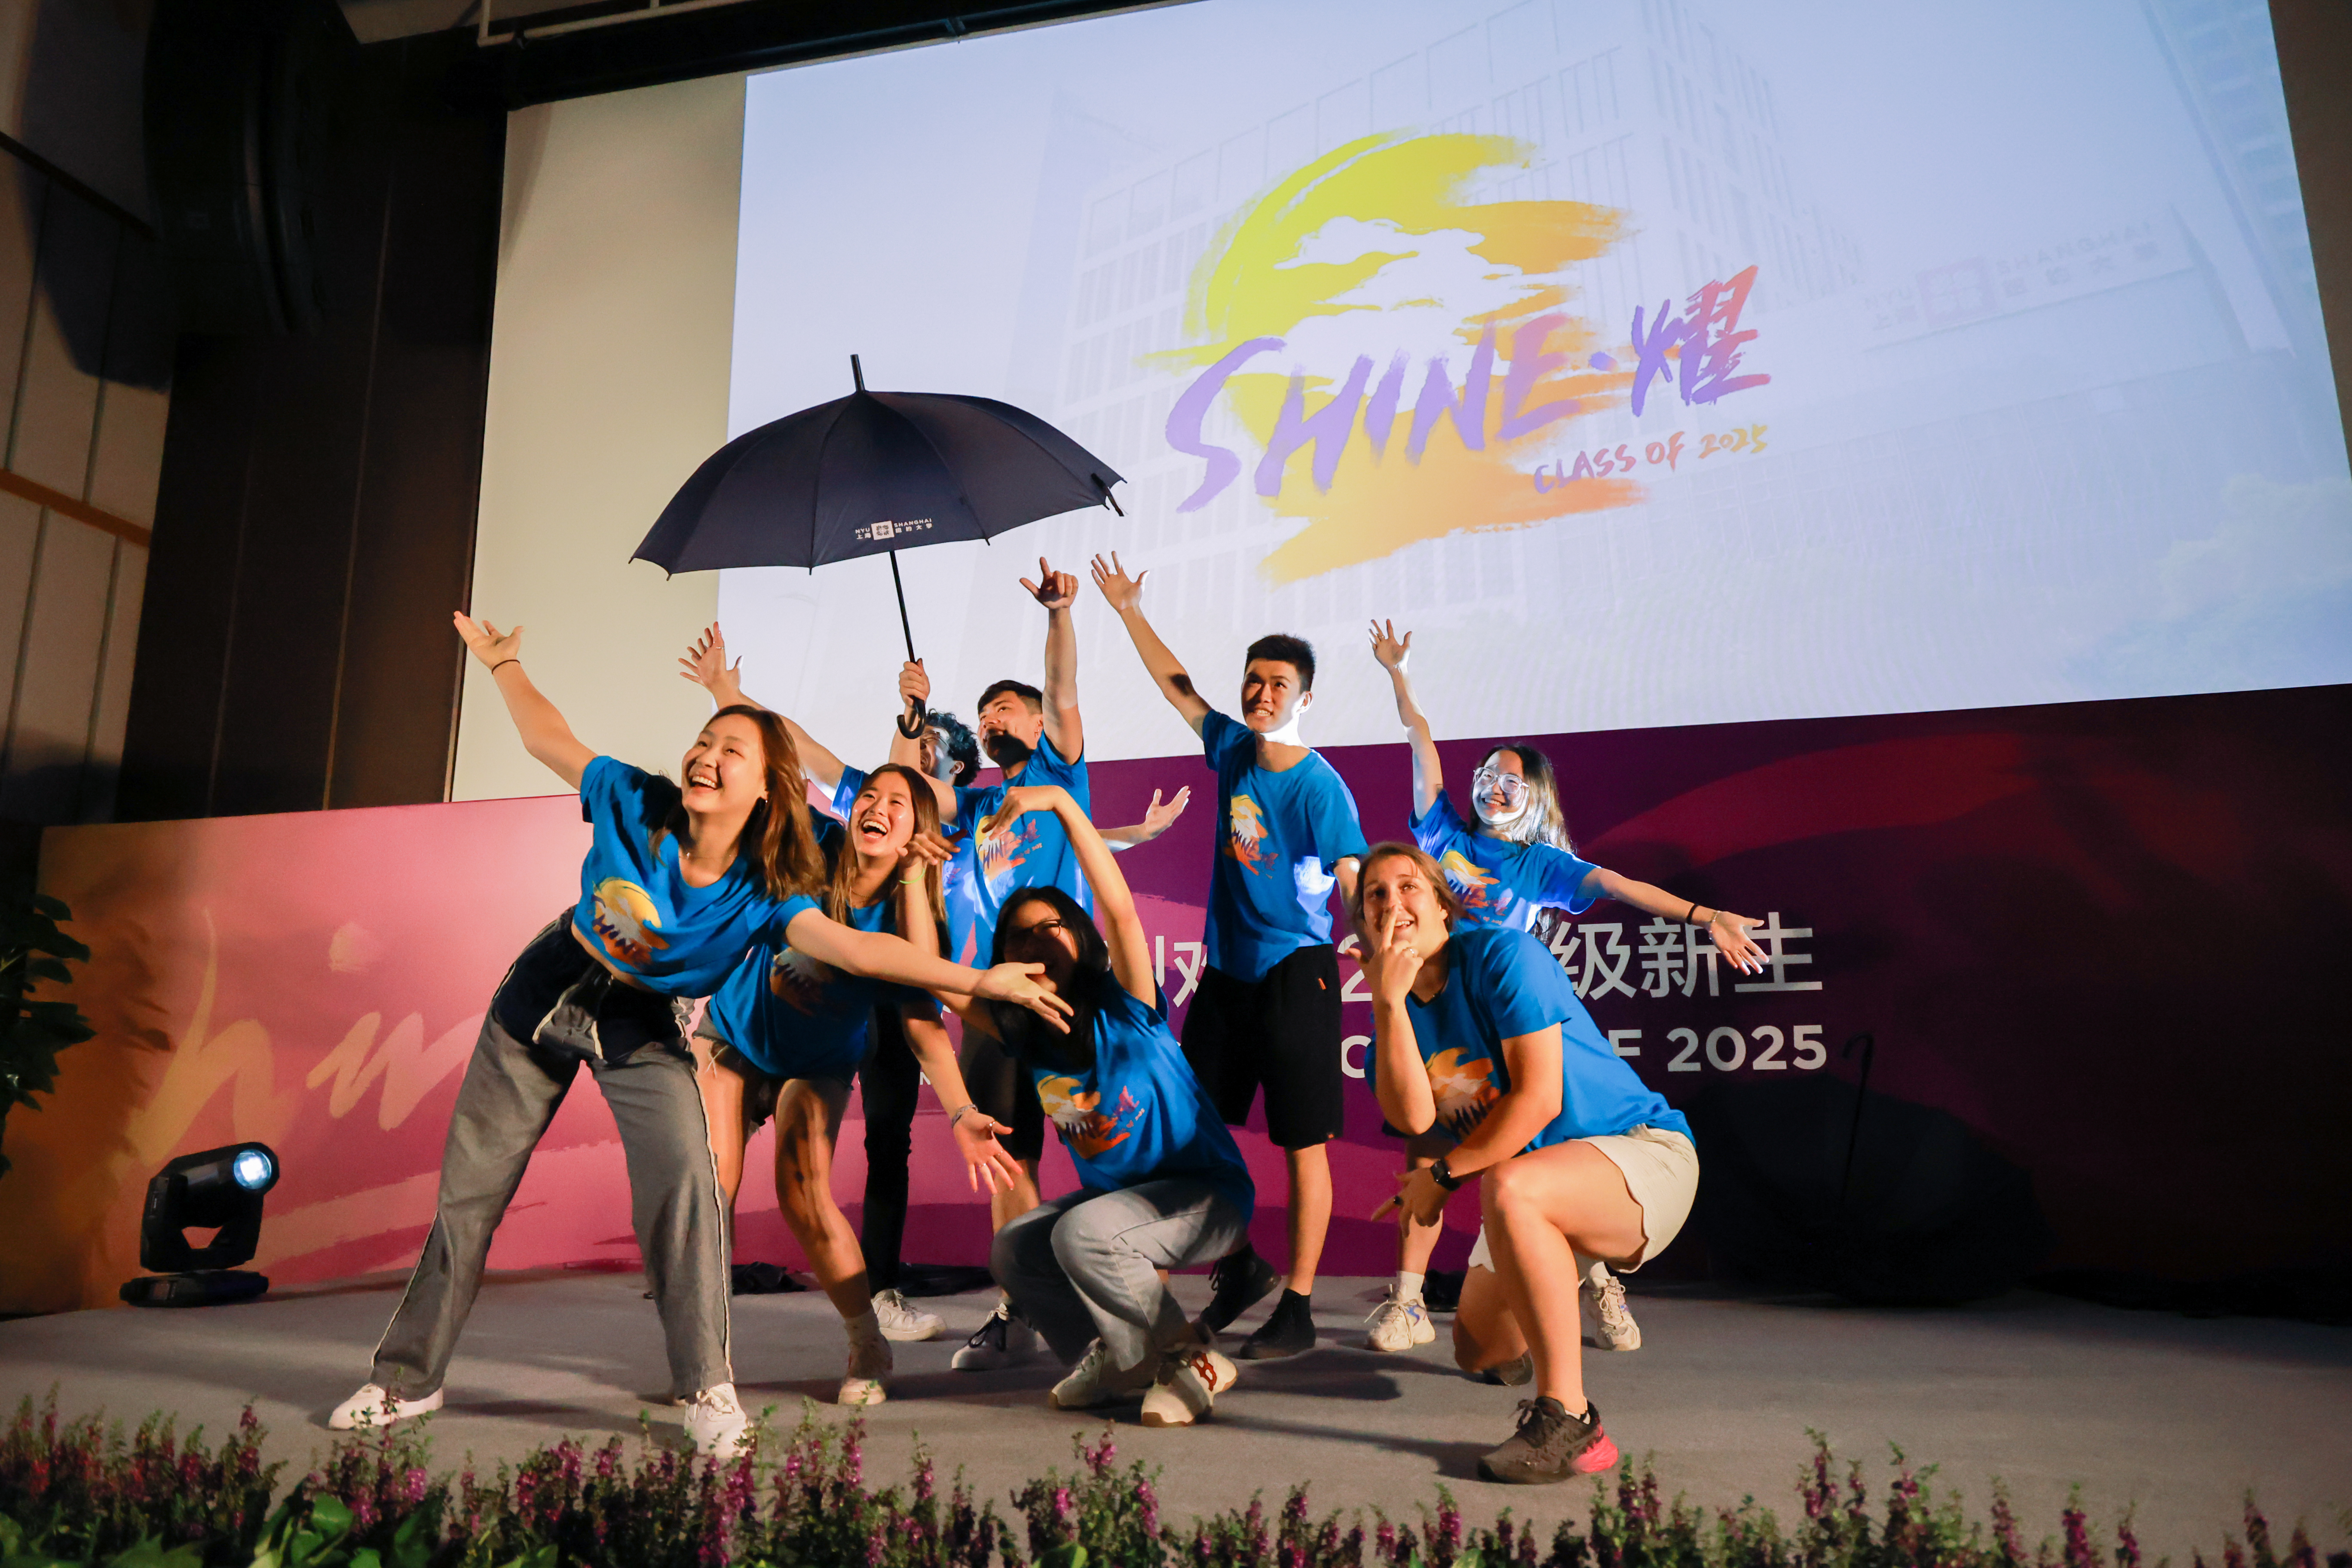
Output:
top-left (1429, 1156), bottom-right (1465, 1191)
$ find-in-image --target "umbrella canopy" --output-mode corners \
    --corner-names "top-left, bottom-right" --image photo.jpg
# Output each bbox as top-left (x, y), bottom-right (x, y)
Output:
top-left (632, 359), bottom-right (1124, 576)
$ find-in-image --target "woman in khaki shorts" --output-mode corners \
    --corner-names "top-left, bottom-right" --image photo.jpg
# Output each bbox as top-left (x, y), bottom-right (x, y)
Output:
top-left (1358, 843), bottom-right (1700, 1486)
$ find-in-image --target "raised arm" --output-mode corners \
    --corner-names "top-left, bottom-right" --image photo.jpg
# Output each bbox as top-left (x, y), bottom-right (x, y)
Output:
top-left (677, 624), bottom-right (848, 799)
top-left (1369, 619), bottom-right (1442, 818)
top-left (1023, 557), bottom-right (1084, 763)
top-left (992, 784), bottom-right (1154, 1006)
top-left (456, 614), bottom-right (594, 789)
top-left (885, 659), bottom-right (959, 820)
top-left (1098, 785), bottom-right (1191, 853)
top-left (1090, 552), bottom-right (1210, 735)
top-left (1581, 867), bottom-right (1765, 974)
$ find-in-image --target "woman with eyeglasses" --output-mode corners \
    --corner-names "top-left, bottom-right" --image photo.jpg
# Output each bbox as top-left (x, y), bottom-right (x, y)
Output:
top-left (1363, 621), bottom-right (1767, 1373)
top-left (954, 783), bottom-right (1255, 1428)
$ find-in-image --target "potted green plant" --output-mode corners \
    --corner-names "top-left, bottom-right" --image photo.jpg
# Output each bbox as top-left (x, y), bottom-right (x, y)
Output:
top-left (0, 891), bottom-right (94, 1179)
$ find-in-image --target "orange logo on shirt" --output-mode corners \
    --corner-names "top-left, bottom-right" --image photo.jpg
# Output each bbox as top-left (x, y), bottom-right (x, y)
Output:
top-left (1425, 1047), bottom-right (1499, 1139)
top-left (1439, 850), bottom-right (1501, 914)
top-left (1038, 1074), bottom-right (1142, 1159)
top-left (591, 879), bottom-right (671, 969)
top-left (1226, 794), bottom-right (1270, 873)
top-left (766, 947), bottom-right (831, 1015)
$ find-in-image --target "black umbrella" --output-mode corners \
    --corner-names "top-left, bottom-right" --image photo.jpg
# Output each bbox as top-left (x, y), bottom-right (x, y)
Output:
top-left (633, 356), bottom-right (1124, 733)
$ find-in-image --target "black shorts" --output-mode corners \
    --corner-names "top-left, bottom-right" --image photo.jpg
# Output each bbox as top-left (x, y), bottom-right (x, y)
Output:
top-left (1180, 943), bottom-right (1344, 1150)
top-left (956, 1025), bottom-right (1046, 1164)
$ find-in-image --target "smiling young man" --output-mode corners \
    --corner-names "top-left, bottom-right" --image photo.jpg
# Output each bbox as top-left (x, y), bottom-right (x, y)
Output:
top-left (1090, 552), bottom-right (1369, 1360)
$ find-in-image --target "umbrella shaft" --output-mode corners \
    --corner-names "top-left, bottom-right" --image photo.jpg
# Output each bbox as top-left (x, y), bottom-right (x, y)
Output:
top-left (887, 551), bottom-right (917, 664)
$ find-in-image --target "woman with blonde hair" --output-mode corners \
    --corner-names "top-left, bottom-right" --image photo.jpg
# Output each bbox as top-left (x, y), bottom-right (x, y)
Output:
top-left (1357, 841), bottom-right (1698, 1484)
top-left (695, 763), bottom-right (1032, 1406)
top-left (1363, 621), bottom-right (1767, 1362)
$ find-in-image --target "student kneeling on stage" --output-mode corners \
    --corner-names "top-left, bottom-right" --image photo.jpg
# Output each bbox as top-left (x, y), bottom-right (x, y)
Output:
top-left (956, 783), bottom-right (1254, 1427)
top-left (1358, 843), bottom-right (1699, 1485)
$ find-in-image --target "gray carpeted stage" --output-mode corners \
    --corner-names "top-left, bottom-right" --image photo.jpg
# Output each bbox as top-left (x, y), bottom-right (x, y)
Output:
top-left (3, 1273), bottom-right (2345, 1557)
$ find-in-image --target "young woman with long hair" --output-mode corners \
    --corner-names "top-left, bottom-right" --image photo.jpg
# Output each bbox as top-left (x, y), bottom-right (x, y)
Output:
top-left (330, 616), bottom-right (1066, 1456)
top-left (957, 784), bottom-right (1255, 1428)
top-left (1358, 842), bottom-right (1699, 1484)
top-left (1363, 621), bottom-right (1765, 1364)
top-left (694, 763), bottom-right (1031, 1406)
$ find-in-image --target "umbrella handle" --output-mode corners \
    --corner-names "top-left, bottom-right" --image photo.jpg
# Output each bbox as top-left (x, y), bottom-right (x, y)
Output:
top-left (897, 698), bottom-right (927, 740)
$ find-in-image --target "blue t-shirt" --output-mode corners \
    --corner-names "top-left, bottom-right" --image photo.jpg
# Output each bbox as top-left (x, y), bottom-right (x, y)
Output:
top-left (571, 756), bottom-right (798, 996)
top-left (841, 743), bottom-right (1093, 968)
top-left (1027, 971), bottom-right (1254, 1223)
top-left (1410, 790), bottom-right (1601, 932)
top-left (1377, 925), bottom-right (1691, 1148)
top-left (1199, 709), bottom-right (1368, 983)
top-left (702, 893), bottom-right (941, 1083)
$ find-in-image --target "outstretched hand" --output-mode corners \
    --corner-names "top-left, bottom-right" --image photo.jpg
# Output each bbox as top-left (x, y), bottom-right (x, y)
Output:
top-left (1368, 619), bottom-right (1412, 672)
top-left (1088, 552), bottom-right (1148, 613)
top-left (951, 1111), bottom-right (1023, 1194)
top-left (1707, 910), bottom-right (1767, 974)
top-left (985, 784), bottom-right (1066, 839)
top-left (974, 962), bottom-right (1074, 1033)
top-left (1139, 786), bottom-right (1191, 836)
top-left (1022, 557), bottom-right (1079, 611)
top-left (677, 623), bottom-right (742, 695)
top-left (453, 612), bottom-right (522, 668)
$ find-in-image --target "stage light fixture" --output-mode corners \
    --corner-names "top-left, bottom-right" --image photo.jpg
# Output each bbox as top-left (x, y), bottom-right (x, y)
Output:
top-left (119, 1141), bottom-right (281, 1307)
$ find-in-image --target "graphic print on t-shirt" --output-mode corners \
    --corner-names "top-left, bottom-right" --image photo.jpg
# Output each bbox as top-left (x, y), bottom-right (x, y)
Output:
top-left (1438, 850), bottom-right (1504, 919)
top-left (1227, 794), bottom-right (1270, 873)
top-left (971, 813), bottom-right (1038, 899)
top-left (1036, 1073), bottom-right (1144, 1158)
top-left (591, 878), bottom-right (670, 968)
top-left (1426, 1047), bottom-right (1500, 1138)
top-left (766, 946), bottom-right (829, 1015)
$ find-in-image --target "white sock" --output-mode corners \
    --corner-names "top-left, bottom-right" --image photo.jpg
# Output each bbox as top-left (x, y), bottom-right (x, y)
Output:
top-left (1396, 1271), bottom-right (1425, 1305)
top-left (846, 1307), bottom-right (884, 1343)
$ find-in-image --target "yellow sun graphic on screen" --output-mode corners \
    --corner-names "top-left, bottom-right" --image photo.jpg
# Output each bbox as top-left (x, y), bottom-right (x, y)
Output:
top-left (1159, 132), bottom-right (1640, 582)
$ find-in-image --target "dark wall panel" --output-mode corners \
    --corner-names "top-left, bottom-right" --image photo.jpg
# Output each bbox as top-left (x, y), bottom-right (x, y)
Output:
top-left (119, 31), bottom-right (500, 821)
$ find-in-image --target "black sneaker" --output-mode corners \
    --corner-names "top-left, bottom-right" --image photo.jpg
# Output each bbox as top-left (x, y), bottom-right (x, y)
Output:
top-left (1236, 1287), bottom-right (1317, 1360)
top-left (951, 1302), bottom-right (1038, 1371)
top-left (1477, 1397), bottom-right (1619, 1484)
top-left (1196, 1248), bottom-right (1281, 1337)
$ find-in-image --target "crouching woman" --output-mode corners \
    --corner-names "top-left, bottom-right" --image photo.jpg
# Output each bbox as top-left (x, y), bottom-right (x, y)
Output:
top-left (1357, 842), bottom-right (1698, 1485)
top-left (958, 783), bottom-right (1255, 1427)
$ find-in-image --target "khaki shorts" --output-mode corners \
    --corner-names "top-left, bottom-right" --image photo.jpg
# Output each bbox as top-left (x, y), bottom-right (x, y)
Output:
top-left (1466, 1125), bottom-right (1698, 1273)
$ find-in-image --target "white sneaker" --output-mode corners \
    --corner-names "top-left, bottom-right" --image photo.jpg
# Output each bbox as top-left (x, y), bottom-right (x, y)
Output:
top-left (951, 1301), bottom-right (1040, 1370)
top-left (1139, 1342), bottom-right (1230, 1428)
top-left (1580, 1260), bottom-right (1642, 1351)
top-left (871, 1288), bottom-right (945, 1343)
top-left (683, 1383), bottom-right (751, 1455)
top-left (839, 1330), bottom-right (893, 1407)
top-left (1048, 1338), bottom-right (1157, 1410)
top-left (1364, 1287), bottom-right (1436, 1352)
top-left (328, 1382), bottom-right (443, 1430)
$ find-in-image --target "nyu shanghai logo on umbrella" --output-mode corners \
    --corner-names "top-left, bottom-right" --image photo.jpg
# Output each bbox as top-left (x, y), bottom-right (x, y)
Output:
top-left (854, 518), bottom-right (934, 543)
top-left (1156, 132), bottom-right (1769, 584)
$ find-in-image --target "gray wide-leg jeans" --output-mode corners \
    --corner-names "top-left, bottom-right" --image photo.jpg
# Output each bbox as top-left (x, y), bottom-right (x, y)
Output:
top-left (992, 1179), bottom-right (1248, 1372)
top-left (369, 1014), bottom-right (732, 1402)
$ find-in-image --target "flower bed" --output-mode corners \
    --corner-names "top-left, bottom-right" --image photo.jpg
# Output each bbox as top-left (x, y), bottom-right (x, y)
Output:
top-left (0, 1392), bottom-right (2341, 1568)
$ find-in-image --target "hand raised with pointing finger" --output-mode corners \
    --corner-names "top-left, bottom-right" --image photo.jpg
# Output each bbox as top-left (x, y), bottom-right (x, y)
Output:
top-left (1022, 557), bottom-right (1079, 611)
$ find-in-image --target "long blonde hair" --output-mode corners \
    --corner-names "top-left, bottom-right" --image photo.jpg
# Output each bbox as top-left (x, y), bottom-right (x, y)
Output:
top-left (822, 763), bottom-right (947, 928)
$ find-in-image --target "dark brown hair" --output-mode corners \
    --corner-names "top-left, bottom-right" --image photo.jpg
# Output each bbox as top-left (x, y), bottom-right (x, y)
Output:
top-left (687, 704), bottom-right (825, 901)
top-left (822, 763), bottom-right (947, 926)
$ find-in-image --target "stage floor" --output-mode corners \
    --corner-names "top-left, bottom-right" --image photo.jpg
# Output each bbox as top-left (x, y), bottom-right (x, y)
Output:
top-left (3, 1273), bottom-right (2345, 1556)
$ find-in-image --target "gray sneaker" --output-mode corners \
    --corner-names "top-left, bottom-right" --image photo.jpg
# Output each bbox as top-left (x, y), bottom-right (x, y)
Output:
top-left (1580, 1261), bottom-right (1642, 1351)
top-left (951, 1301), bottom-right (1039, 1370)
top-left (1477, 1397), bottom-right (1618, 1484)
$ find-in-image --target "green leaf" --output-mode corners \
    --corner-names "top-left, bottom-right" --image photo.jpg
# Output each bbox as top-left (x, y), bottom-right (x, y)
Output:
top-left (98, 1537), bottom-right (204, 1568)
top-left (1041, 1546), bottom-right (1089, 1568)
top-left (24, 958), bottom-right (72, 986)
top-left (29, 893), bottom-right (68, 921)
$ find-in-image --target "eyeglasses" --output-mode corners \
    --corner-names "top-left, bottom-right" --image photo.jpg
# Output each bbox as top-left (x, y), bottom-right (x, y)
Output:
top-left (1008, 916), bottom-right (1071, 947)
top-left (1470, 766), bottom-right (1528, 805)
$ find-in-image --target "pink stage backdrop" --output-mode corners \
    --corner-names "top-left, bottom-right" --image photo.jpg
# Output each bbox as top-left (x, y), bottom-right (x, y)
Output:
top-left (7, 683), bottom-right (2349, 1314)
